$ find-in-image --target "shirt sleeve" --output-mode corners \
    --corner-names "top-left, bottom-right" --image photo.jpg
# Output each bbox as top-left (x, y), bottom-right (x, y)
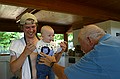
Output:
top-left (64, 53), bottom-right (108, 79)
top-left (9, 40), bottom-right (17, 56)
top-left (9, 50), bottom-right (16, 56)
top-left (9, 40), bottom-right (21, 56)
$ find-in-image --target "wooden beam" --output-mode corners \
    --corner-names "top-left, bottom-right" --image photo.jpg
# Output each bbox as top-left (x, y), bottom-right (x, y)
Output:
top-left (0, 19), bottom-right (20, 32)
top-left (38, 22), bottom-right (71, 34)
top-left (0, 18), bottom-right (70, 33)
top-left (64, 33), bottom-right (68, 52)
top-left (0, 0), bottom-right (120, 21)
top-left (16, 8), bottom-right (35, 21)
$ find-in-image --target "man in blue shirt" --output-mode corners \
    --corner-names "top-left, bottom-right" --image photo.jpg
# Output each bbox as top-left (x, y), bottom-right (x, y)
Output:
top-left (40, 24), bottom-right (120, 79)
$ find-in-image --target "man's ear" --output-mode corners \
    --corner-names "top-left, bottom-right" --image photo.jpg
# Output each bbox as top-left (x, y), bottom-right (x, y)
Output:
top-left (87, 37), bottom-right (94, 46)
top-left (20, 25), bottom-right (23, 31)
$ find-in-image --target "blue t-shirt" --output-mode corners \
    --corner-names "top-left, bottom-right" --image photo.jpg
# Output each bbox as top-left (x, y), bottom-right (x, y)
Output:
top-left (65, 34), bottom-right (120, 79)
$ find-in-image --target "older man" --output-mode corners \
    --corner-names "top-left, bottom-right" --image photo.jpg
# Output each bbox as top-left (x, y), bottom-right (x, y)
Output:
top-left (40, 24), bottom-right (120, 79)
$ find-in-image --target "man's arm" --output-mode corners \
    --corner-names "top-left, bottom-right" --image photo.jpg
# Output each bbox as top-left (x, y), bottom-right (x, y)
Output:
top-left (10, 51), bottom-right (28, 73)
top-left (10, 42), bottom-right (36, 73)
top-left (52, 63), bottom-right (68, 79)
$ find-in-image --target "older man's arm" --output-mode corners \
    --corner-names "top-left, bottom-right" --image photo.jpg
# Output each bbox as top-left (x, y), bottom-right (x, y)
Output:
top-left (52, 63), bottom-right (68, 79)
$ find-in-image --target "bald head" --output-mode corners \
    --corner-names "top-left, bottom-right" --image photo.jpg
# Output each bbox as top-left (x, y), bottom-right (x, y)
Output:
top-left (41, 25), bottom-right (54, 34)
top-left (40, 25), bottom-right (54, 43)
top-left (78, 24), bottom-right (106, 53)
top-left (78, 24), bottom-right (106, 41)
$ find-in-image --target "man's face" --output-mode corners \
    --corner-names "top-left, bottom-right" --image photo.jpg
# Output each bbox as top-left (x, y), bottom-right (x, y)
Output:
top-left (22, 24), bottom-right (37, 39)
top-left (78, 37), bottom-right (93, 54)
top-left (42, 30), bottom-right (54, 43)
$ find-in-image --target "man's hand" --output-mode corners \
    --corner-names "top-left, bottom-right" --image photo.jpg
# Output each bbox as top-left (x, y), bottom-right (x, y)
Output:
top-left (23, 42), bottom-right (36, 56)
top-left (39, 52), bottom-right (56, 67)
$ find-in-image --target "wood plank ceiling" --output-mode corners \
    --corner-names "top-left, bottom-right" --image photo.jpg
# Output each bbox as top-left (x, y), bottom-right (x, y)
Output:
top-left (0, 0), bottom-right (120, 34)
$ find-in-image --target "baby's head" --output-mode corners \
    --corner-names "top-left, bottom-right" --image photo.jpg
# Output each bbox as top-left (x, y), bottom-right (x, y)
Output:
top-left (41, 25), bottom-right (54, 43)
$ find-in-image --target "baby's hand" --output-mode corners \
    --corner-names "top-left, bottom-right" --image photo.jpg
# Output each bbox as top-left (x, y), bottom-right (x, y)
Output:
top-left (59, 41), bottom-right (67, 53)
top-left (56, 47), bottom-right (62, 53)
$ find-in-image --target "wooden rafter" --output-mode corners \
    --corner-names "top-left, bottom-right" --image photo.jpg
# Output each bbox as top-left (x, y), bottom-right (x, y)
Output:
top-left (0, 0), bottom-right (120, 21)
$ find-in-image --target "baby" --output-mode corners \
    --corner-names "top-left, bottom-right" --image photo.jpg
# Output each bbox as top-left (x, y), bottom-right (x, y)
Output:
top-left (36, 25), bottom-right (62, 79)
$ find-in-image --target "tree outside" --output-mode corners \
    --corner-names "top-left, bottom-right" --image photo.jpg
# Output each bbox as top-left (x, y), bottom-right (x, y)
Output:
top-left (0, 32), bottom-right (22, 53)
top-left (0, 32), bottom-right (73, 54)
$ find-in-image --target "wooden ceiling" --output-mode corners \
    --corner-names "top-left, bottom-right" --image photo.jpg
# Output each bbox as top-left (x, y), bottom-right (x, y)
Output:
top-left (0, 0), bottom-right (120, 34)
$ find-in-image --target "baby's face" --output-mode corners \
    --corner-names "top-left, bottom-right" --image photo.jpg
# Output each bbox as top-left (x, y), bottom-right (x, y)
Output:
top-left (42, 30), bottom-right (54, 43)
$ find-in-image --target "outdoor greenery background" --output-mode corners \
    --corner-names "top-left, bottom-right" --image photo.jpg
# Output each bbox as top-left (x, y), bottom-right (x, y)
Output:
top-left (0, 32), bottom-right (73, 54)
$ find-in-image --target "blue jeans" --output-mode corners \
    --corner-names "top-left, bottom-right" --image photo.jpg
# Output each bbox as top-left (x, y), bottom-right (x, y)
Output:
top-left (36, 54), bottom-right (55, 79)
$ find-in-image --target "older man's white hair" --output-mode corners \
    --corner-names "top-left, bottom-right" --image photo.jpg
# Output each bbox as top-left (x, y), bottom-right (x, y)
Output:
top-left (78, 24), bottom-right (106, 41)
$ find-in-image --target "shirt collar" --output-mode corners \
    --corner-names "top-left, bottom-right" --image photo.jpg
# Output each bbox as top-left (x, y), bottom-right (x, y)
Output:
top-left (99, 34), bottom-right (111, 42)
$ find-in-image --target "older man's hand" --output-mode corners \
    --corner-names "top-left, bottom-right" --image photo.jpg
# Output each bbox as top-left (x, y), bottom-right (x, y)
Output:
top-left (39, 52), bottom-right (56, 67)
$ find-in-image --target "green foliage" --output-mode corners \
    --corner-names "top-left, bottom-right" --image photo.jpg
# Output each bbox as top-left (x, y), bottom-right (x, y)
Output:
top-left (0, 32), bottom-right (21, 52)
top-left (54, 34), bottom-right (64, 41)
top-left (54, 33), bottom-right (73, 42)
top-left (68, 33), bottom-right (73, 42)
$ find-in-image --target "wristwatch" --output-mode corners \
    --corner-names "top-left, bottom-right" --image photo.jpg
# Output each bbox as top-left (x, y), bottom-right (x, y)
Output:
top-left (50, 62), bottom-right (55, 67)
